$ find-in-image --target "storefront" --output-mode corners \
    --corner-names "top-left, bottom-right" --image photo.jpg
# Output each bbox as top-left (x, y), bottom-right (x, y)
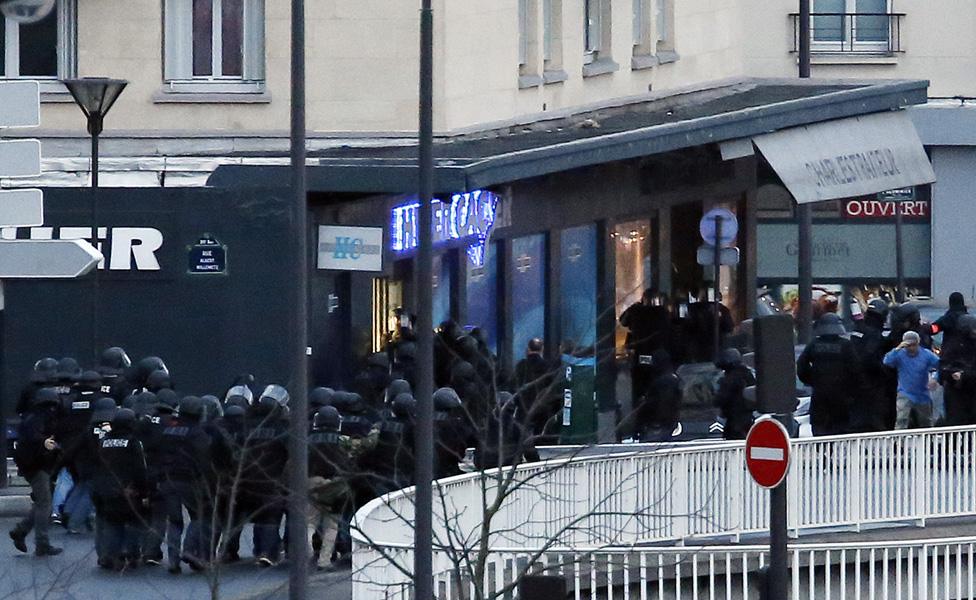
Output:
top-left (757, 185), bottom-right (933, 318)
top-left (209, 77), bottom-right (935, 417)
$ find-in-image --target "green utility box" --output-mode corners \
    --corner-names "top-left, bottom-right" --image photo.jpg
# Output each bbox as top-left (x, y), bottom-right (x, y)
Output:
top-left (560, 358), bottom-right (598, 444)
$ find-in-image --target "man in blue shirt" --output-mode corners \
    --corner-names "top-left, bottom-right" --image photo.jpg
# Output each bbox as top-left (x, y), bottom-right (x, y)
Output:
top-left (883, 331), bottom-right (941, 429)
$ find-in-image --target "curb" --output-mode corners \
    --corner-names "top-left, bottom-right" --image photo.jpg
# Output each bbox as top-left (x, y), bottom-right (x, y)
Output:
top-left (0, 494), bottom-right (30, 518)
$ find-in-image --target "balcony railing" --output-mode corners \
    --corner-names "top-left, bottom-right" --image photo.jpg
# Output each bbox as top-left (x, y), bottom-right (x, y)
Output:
top-left (790, 12), bottom-right (905, 55)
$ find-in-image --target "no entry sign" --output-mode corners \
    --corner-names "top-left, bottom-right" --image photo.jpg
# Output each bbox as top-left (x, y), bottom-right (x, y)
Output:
top-left (745, 417), bottom-right (791, 489)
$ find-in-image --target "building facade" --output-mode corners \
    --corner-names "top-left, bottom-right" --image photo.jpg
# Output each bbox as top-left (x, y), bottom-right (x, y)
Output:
top-left (0, 0), bottom-right (952, 424)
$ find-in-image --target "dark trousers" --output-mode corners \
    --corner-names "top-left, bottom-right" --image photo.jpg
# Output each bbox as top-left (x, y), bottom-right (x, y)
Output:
top-left (944, 385), bottom-right (976, 426)
top-left (159, 482), bottom-right (212, 568)
top-left (250, 496), bottom-right (284, 560)
top-left (14, 470), bottom-right (52, 548)
top-left (141, 490), bottom-right (166, 561)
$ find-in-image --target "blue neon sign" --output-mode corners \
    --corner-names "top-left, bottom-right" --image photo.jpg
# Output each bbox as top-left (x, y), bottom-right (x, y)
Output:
top-left (391, 190), bottom-right (499, 266)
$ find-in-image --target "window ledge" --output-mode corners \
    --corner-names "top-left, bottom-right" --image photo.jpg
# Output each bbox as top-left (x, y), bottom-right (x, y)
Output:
top-left (656, 50), bottom-right (680, 65)
top-left (153, 90), bottom-right (272, 104)
top-left (582, 58), bottom-right (619, 78)
top-left (810, 53), bottom-right (899, 65)
top-left (631, 54), bottom-right (660, 71)
top-left (518, 74), bottom-right (544, 89)
top-left (543, 69), bottom-right (569, 84)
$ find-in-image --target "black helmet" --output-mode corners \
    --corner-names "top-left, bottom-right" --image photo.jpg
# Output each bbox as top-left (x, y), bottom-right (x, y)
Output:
top-left (146, 369), bottom-right (172, 392)
top-left (815, 313), bottom-right (846, 337)
top-left (313, 405), bottom-right (341, 431)
top-left (866, 298), bottom-right (889, 318)
top-left (156, 388), bottom-right (180, 413)
top-left (111, 408), bottom-right (137, 433)
top-left (309, 387), bottom-right (335, 410)
top-left (33, 357), bottom-right (59, 376)
top-left (891, 303), bottom-right (921, 327)
top-left (224, 395), bottom-right (249, 410)
top-left (224, 384), bottom-right (254, 406)
top-left (366, 352), bottom-right (390, 370)
top-left (715, 348), bottom-right (743, 370)
top-left (433, 387), bottom-right (461, 411)
top-left (450, 361), bottom-right (476, 385)
top-left (33, 387), bottom-right (60, 408)
top-left (224, 404), bottom-right (246, 421)
top-left (259, 384), bottom-right (290, 407)
top-left (99, 347), bottom-right (131, 374)
top-left (78, 370), bottom-right (102, 390)
top-left (201, 395), bottom-right (223, 421)
top-left (137, 356), bottom-right (168, 375)
top-left (130, 391), bottom-right (157, 416)
top-left (392, 393), bottom-right (417, 419)
top-left (386, 380), bottom-right (412, 403)
top-left (92, 397), bottom-right (118, 422)
top-left (179, 395), bottom-right (204, 419)
top-left (396, 342), bottom-right (417, 361)
top-left (457, 336), bottom-right (479, 360)
top-left (57, 357), bottom-right (81, 382)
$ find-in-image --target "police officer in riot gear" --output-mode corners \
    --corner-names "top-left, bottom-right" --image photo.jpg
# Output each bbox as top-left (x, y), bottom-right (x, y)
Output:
top-left (98, 347), bottom-right (134, 403)
top-left (137, 389), bottom-right (176, 565)
top-left (157, 395), bottom-right (214, 573)
top-left (333, 392), bottom-right (375, 439)
top-left (241, 385), bottom-right (290, 567)
top-left (128, 356), bottom-right (169, 393)
top-left (10, 388), bottom-right (63, 557)
top-left (797, 313), bottom-right (863, 436)
top-left (145, 370), bottom-right (173, 394)
top-left (18, 357), bottom-right (59, 415)
top-left (58, 370), bottom-right (103, 534)
top-left (308, 405), bottom-right (352, 570)
top-left (851, 298), bottom-right (893, 431)
top-left (713, 349), bottom-right (756, 440)
top-left (92, 408), bottom-right (149, 571)
top-left (215, 404), bottom-right (247, 563)
top-left (941, 314), bottom-right (976, 426)
top-left (359, 393), bottom-right (415, 495)
top-left (432, 387), bottom-right (470, 479)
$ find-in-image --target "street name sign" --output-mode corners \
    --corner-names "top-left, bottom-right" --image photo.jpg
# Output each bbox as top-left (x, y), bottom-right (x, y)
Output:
top-left (0, 80), bottom-right (40, 128)
top-left (699, 208), bottom-right (738, 248)
top-left (0, 139), bottom-right (40, 177)
top-left (745, 417), bottom-right (791, 489)
top-left (0, 189), bottom-right (43, 227)
top-left (696, 245), bottom-right (740, 266)
top-left (0, 239), bottom-right (100, 278)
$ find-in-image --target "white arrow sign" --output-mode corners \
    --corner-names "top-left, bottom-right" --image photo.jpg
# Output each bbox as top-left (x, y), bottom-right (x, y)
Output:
top-left (0, 81), bottom-right (40, 128)
top-left (0, 189), bottom-right (43, 226)
top-left (0, 239), bottom-right (101, 278)
top-left (0, 139), bottom-right (41, 177)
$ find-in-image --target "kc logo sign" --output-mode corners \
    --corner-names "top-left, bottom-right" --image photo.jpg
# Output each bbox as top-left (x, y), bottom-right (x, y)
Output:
top-left (318, 226), bottom-right (383, 272)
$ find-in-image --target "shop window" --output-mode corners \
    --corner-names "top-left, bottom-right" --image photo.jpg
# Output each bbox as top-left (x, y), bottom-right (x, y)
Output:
top-left (163, 0), bottom-right (265, 95)
top-left (560, 224), bottom-right (598, 353)
top-left (371, 278), bottom-right (403, 353)
top-left (510, 234), bottom-right (547, 364)
top-left (0, 0), bottom-right (76, 92)
top-left (613, 220), bottom-right (652, 354)
top-left (466, 242), bottom-right (499, 355)
top-left (432, 253), bottom-right (454, 326)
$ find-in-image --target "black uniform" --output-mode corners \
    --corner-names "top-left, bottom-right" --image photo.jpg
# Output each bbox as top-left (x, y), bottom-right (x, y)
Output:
top-left (359, 395), bottom-right (415, 495)
top-left (797, 335), bottom-right (862, 436)
top-left (512, 353), bottom-right (556, 437)
top-left (714, 363), bottom-right (756, 440)
top-left (11, 389), bottom-right (62, 556)
top-left (633, 352), bottom-right (681, 442)
top-left (92, 410), bottom-right (149, 570)
top-left (620, 301), bottom-right (673, 396)
top-left (156, 399), bottom-right (214, 572)
top-left (850, 312), bottom-right (893, 431)
top-left (941, 315), bottom-right (976, 426)
top-left (240, 399), bottom-right (289, 565)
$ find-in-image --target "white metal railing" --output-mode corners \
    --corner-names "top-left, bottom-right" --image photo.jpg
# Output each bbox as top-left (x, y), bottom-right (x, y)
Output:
top-left (352, 425), bottom-right (976, 599)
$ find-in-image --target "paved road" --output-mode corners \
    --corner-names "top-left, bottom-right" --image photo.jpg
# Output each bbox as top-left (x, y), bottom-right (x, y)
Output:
top-left (0, 517), bottom-right (351, 600)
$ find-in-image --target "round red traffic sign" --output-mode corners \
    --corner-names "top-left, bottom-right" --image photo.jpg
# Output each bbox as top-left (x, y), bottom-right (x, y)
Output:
top-left (745, 417), bottom-right (791, 489)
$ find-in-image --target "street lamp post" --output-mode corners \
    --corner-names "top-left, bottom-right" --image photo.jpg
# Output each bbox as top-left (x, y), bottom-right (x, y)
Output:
top-left (61, 77), bottom-right (127, 362)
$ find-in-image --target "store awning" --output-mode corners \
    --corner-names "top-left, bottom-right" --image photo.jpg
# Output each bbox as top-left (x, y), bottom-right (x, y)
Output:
top-left (747, 111), bottom-right (935, 204)
top-left (208, 78), bottom-right (933, 194)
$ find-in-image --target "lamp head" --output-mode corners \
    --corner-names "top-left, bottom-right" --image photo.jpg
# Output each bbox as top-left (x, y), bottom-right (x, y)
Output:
top-left (61, 78), bottom-right (128, 136)
top-left (0, 0), bottom-right (55, 24)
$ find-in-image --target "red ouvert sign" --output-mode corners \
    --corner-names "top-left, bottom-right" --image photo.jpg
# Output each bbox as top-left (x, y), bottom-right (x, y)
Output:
top-left (745, 417), bottom-right (791, 489)
top-left (843, 199), bottom-right (929, 219)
